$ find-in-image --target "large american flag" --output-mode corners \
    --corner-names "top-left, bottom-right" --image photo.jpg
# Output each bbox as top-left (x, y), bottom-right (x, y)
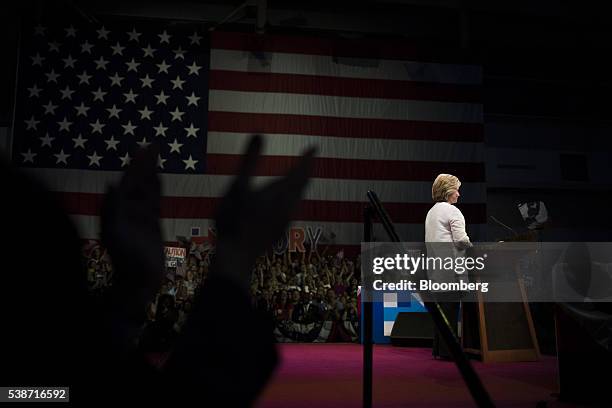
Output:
top-left (14, 23), bottom-right (485, 249)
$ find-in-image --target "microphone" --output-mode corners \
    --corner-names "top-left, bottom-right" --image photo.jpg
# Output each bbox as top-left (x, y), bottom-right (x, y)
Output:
top-left (489, 215), bottom-right (518, 239)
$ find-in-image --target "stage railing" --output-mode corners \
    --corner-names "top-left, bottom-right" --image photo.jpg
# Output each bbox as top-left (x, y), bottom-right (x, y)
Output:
top-left (362, 190), bottom-right (495, 408)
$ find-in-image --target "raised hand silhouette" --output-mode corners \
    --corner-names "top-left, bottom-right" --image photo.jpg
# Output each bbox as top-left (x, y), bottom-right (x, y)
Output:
top-left (213, 134), bottom-right (316, 292)
top-left (164, 135), bottom-right (315, 405)
top-left (1, 134), bottom-right (315, 406)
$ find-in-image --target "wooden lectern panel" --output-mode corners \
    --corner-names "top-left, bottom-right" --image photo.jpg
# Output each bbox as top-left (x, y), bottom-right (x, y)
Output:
top-left (462, 233), bottom-right (540, 363)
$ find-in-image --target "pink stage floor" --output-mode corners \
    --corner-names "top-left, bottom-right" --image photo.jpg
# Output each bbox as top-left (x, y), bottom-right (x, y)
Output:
top-left (257, 344), bottom-right (577, 408)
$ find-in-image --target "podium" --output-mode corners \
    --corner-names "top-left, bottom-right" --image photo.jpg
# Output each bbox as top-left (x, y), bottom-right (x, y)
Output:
top-left (462, 232), bottom-right (541, 363)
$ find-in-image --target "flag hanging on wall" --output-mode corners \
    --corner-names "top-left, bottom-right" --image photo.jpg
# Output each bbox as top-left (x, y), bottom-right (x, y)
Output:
top-left (13, 25), bottom-right (485, 249)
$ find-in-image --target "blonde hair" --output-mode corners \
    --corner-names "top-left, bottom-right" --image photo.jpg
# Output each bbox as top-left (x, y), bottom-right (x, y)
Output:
top-left (432, 174), bottom-right (461, 202)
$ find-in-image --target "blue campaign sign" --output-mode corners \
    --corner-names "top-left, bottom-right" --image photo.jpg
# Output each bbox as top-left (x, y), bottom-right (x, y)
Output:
top-left (362, 291), bottom-right (428, 344)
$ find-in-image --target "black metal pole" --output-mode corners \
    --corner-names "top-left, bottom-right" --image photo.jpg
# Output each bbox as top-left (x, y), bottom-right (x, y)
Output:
top-left (365, 191), bottom-right (495, 408)
top-left (363, 206), bottom-right (374, 408)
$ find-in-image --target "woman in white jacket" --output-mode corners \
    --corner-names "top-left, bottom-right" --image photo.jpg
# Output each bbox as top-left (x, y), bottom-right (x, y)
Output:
top-left (425, 174), bottom-right (472, 360)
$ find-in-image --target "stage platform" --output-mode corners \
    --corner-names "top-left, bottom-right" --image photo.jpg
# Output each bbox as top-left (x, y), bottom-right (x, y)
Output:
top-left (258, 344), bottom-right (576, 408)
